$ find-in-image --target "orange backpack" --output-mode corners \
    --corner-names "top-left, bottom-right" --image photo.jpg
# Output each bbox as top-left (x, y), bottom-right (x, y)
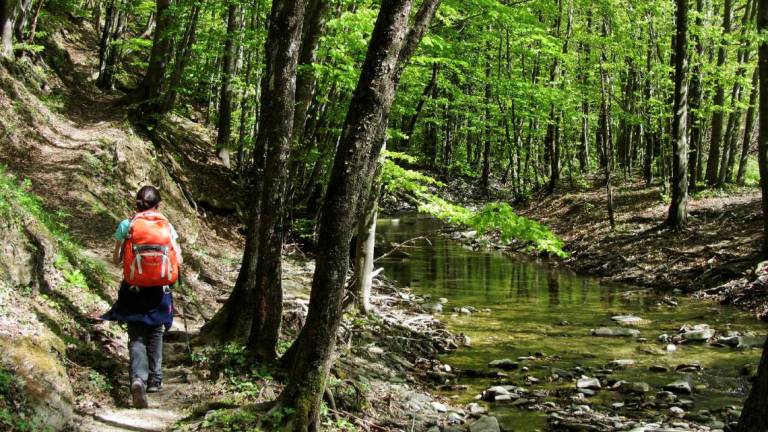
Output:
top-left (122, 211), bottom-right (179, 287)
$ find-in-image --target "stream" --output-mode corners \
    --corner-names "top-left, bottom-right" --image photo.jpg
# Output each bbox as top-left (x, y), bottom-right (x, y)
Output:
top-left (377, 214), bottom-right (767, 431)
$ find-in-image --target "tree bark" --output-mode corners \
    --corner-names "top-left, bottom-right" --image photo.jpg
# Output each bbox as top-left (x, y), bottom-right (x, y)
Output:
top-left (705, 0), bottom-right (733, 186)
top-left (216, 2), bottom-right (241, 168)
top-left (136, 0), bottom-right (173, 115)
top-left (244, 0), bottom-right (308, 363)
top-left (1, 0), bottom-right (17, 59)
top-left (276, 1), bottom-right (440, 429)
top-left (737, 68), bottom-right (759, 185)
top-left (293, 0), bottom-right (329, 146)
top-left (688, 0), bottom-right (705, 192)
top-left (735, 4), bottom-right (768, 424)
top-left (667, 0), bottom-right (689, 229)
top-left (161, 4), bottom-right (200, 114)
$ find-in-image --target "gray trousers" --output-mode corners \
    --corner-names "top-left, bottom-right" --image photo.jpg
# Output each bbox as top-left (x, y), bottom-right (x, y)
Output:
top-left (127, 323), bottom-right (164, 385)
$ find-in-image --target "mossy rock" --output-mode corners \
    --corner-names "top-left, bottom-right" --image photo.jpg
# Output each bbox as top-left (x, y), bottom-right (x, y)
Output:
top-left (0, 334), bottom-right (74, 430)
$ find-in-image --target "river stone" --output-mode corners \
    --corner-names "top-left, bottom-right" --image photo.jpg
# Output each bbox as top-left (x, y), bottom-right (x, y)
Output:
top-left (467, 402), bottom-right (486, 417)
top-left (470, 416), bottom-right (501, 432)
top-left (649, 365), bottom-right (670, 372)
top-left (487, 359), bottom-right (518, 370)
top-left (591, 327), bottom-right (640, 337)
top-left (680, 324), bottom-right (715, 342)
top-left (431, 401), bottom-right (448, 413)
top-left (609, 359), bottom-right (637, 368)
top-left (577, 377), bottom-right (601, 390)
top-left (423, 302), bottom-right (443, 314)
top-left (612, 315), bottom-right (648, 326)
top-left (737, 334), bottom-right (767, 349)
top-left (664, 380), bottom-right (693, 395)
top-left (669, 406), bottom-right (686, 418)
top-left (675, 363), bottom-right (702, 372)
top-left (619, 381), bottom-right (651, 394)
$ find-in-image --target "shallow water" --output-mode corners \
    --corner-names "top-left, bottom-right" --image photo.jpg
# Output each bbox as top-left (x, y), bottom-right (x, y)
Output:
top-left (377, 214), bottom-right (767, 430)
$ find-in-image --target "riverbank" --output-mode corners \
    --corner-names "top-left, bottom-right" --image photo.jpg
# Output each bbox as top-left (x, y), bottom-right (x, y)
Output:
top-left (425, 175), bottom-right (768, 319)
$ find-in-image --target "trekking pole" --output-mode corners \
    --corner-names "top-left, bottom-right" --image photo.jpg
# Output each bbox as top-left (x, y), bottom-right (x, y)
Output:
top-left (177, 269), bottom-right (192, 356)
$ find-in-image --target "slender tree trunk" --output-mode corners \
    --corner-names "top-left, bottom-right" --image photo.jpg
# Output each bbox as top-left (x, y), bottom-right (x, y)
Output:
top-left (667, 0), bottom-right (689, 229)
top-left (277, 2), bottom-right (440, 429)
top-left (216, 2), bottom-right (241, 168)
top-left (402, 63), bottom-right (438, 150)
top-left (599, 17), bottom-right (615, 230)
top-left (352, 147), bottom-right (384, 314)
top-left (481, 50), bottom-right (492, 192)
top-left (705, 0), bottom-right (733, 186)
top-left (688, 0), bottom-right (705, 192)
top-left (293, 0), bottom-right (329, 146)
top-left (738, 68), bottom-right (759, 184)
top-left (161, 4), bottom-right (200, 113)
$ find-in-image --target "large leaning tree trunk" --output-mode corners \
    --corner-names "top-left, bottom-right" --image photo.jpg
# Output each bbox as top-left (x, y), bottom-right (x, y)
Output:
top-left (275, 1), bottom-right (440, 429)
top-left (200, 0), bottom-right (307, 345)
top-left (244, 0), bottom-right (307, 362)
top-left (735, 2), bottom-right (768, 428)
top-left (136, 0), bottom-right (173, 116)
top-left (666, 0), bottom-right (689, 229)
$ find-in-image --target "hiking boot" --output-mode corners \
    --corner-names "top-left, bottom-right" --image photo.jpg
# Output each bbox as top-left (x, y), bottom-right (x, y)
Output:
top-left (146, 381), bottom-right (162, 393)
top-left (130, 379), bottom-right (148, 409)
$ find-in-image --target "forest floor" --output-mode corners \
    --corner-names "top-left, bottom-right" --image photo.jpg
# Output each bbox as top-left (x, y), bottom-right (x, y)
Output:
top-left (0, 13), bottom-right (482, 432)
top-left (457, 177), bottom-right (768, 320)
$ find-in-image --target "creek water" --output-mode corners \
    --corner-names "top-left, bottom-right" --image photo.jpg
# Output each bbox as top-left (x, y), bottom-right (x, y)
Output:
top-left (376, 214), bottom-right (766, 431)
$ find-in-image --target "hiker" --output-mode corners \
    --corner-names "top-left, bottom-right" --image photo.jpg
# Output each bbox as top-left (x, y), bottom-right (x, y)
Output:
top-left (102, 185), bottom-right (182, 409)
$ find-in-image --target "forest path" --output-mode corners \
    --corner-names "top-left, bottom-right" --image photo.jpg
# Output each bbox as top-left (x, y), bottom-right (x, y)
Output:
top-left (79, 340), bottom-right (200, 432)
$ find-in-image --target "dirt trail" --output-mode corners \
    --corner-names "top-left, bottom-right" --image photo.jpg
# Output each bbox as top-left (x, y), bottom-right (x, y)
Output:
top-left (0, 24), bottom-right (229, 432)
top-left (79, 341), bottom-right (200, 432)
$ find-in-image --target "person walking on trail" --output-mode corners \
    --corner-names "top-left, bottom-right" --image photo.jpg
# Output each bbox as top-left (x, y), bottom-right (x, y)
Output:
top-left (101, 186), bottom-right (183, 409)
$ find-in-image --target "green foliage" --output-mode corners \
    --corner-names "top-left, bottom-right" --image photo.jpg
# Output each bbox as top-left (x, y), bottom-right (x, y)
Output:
top-left (742, 156), bottom-right (761, 187)
top-left (382, 155), bottom-right (567, 257)
top-left (86, 371), bottom-right (113, 393)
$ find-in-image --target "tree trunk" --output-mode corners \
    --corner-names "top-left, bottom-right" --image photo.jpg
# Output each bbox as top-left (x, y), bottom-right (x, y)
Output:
top-left (277, 1), bottom-right (440, 429)
top-left (136, 0), bottom-right (173, 115)
top-left (216, 2), bottom-right (241, 168)
top-left (705, 0), bottom-right (733, 186)
top-left (738, 68), bottom-right (759, 185)
top-left (1, 0), bottom-right (17, 59)
top-left (161, 4), bottom-right (200, 113)
top-left (402, 62), bottom-right (438, 150)
top-left (667, 0), bottom-right (689, 229)
top-left (244, 0), bottom-right (308, 363)
top-left (735, 5), bottom-right (768, 424)
top-left (688, 0), bottom-right (705, 192)
top-left (599, 17), bottom-right (615, 230)
top-left (481, 51), bottom-right (492, 192)
top-left (352, 148), bottom-right (383, 314)
top-left (293, 0), bottom-right (329, 146)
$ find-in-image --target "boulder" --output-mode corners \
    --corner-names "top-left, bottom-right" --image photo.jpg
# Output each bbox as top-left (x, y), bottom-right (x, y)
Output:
top-left (737, 334), bottom-right (767, 350)
top-left (669, 406), bottom-right (686, 418)
top-left (591, 327), bottom-right (640, 337)
top-left (664, 380), bottom-right (693, 395)
top-left (470, 416), bottom-right (501, 432)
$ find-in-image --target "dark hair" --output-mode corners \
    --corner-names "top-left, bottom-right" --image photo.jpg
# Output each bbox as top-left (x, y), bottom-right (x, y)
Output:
top-left (136, 186), bottom-right (161, 211)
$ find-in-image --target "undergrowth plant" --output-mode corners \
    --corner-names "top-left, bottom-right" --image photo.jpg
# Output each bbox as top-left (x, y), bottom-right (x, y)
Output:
top-left (382, 152), bottom-right (567, 258)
